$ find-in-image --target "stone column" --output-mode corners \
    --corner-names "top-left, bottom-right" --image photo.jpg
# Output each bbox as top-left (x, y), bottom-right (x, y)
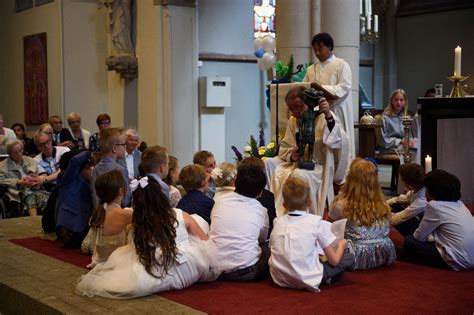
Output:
top-left (319, 0), bottom-right (360, 121)
top-left (275, 0), bottom-right (313, 68)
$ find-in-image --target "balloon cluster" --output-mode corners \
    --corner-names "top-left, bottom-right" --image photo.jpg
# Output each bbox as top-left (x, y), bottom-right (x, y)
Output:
top-left (253, 35), bottom-right (277, 71)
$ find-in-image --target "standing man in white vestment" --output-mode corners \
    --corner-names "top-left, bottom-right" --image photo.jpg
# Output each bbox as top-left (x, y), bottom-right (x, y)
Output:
top-left (269, 86), bottom-right (350, 217)
top-left (303, 33), bottom-right (355, 158)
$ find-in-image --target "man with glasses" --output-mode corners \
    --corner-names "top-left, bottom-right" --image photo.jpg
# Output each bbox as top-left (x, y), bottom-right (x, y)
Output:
top-left (34, 131), bottom-right (70, 191)
top-left (91, 128), bottom-right (131, 207)
top-left (264, 86), bottom-right (350, 217)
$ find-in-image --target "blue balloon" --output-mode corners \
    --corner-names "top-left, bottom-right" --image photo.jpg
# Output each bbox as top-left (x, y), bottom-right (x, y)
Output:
top-left (255, 48), bottom-right (265, 58)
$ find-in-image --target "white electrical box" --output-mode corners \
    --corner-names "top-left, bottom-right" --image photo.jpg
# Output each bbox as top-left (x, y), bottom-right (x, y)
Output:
top-left (199, 76), bottom-right (231, 107)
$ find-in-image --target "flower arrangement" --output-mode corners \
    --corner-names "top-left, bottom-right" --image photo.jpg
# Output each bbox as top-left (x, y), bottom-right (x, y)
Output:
top-left (211, 163), bottom-right (237, 187)
top-left (231, 128), bottom-right (278, 161)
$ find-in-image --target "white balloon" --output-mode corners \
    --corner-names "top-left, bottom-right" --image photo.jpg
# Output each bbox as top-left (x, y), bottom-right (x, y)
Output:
top-left (262, 52), bottom-right (277, 69)
top-left (262, 35), bottom-right (276, 52)
top-left (253, 37), bottom-right (264, 51)
top-left (257, 58), bottom-right (270, 71)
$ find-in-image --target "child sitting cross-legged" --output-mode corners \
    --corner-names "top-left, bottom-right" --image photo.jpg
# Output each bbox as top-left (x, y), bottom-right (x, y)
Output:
top-left (209, 164), bottom-right (270, 281)
top-left (269, 175), bottom-right (354, 291)
top-left (387, 163), bottom-right (427, 237)
top-left (329, 158), bottom-right (396, 270)
top-left (404, 170), bottom-right (474, 270)
top-left (177, 164), bottom-right (214, 231)
top-left (81, 169), bottom-right (133, 268)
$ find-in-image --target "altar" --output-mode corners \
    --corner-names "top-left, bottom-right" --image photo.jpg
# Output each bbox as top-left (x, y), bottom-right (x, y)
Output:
top-left (417, 97), bottom-right (474, 201)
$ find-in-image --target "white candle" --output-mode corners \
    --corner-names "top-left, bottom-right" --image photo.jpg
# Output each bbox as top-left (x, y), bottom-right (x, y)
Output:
top-left (365, 0), bottom-right (371, 15)
top-left (454, 45), bottom-right (462, 76)
top-left (425, 155), bottom-right (432, 173)
top-left (366, 15), bottom-right (371, 30)
top-left (374, 15), bottom-right (378, 33)
top-left (360, 17), bottom-right (366, 35)
top-left (360, 0), bottom-right (363, 15)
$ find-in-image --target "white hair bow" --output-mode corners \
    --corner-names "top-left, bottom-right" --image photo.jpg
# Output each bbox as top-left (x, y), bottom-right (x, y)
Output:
top-left (130, 176), bottom-right (149, 192)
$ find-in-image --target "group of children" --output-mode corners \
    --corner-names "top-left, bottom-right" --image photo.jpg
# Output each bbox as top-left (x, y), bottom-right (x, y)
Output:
top-left (74, 140), bottom-right (474, 298)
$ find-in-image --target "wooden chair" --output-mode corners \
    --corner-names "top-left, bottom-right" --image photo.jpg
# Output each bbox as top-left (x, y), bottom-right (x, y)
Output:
top-left (356, 109), bottom-right (400, 192)
top-left (373, 110), bottom-right (401, 192)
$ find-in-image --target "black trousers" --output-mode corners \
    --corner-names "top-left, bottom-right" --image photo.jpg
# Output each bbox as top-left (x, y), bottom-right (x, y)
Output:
top-left (403, 235), bottom-right (450, 269)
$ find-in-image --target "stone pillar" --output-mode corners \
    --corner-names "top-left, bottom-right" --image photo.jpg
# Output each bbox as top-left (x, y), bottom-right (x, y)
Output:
top-left (136, 0), bottom-right (169, 147)
top-left (136, 0), bottom-right (198, 163)
top-left (275, 0), bottom-right (313, 68)
top-left (319, 0), bottom-right (360, 121)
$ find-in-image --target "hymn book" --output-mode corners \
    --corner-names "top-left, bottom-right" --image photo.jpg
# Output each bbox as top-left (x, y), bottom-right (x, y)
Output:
top-left (310, 82), bottom-right (339, 101)
top-left (330, 218), bottom-right (347, 248)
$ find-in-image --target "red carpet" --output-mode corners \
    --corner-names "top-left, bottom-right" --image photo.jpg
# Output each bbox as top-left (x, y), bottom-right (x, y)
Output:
top-left (9, 237), bottom-right (90, 268)
top-left (9, 237), bottom-right (474, 314)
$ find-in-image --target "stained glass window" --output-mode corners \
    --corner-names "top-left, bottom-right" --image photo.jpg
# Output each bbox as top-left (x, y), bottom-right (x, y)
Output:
top-left (254, 0), bottom-right (276, 38)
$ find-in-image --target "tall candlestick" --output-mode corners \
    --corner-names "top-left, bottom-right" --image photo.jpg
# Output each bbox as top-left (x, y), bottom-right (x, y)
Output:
top-left (365, 0), bottom-right (371, 15)
top-left (360, 17), bottom-right (366, 35)
top-left (366, 15), bottom-right (371, 30)
top-left (454, 45), bottom-right (462, 76)
top-left (425, 155), bottom-right (432, 173)
top-left (374, 15), bottom-right (378, 33)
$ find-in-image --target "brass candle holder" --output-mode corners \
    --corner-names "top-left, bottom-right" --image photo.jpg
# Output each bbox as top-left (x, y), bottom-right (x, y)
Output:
top-left (447, 75), bottom-right (469, 97)
top-left (401, 115), bottom-right (412, 163)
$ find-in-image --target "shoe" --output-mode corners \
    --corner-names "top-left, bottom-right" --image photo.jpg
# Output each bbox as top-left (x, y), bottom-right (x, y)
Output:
top-left (41, 231), bottom-right (57, 241)
top-left (325, 273), bottom-right (343, 286)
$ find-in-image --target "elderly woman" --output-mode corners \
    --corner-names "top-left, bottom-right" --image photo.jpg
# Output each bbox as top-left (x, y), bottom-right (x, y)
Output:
top-left (89, 113), bottom-right (111, 152)
top-left (0, 139), bottom-right (49, 216)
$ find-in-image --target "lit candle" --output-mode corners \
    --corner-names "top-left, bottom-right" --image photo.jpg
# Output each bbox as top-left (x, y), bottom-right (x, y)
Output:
top-left (366, 15), bottom-right (371, 30)
top-left (374, 15), bottom-right (378, 33)
top-left (425, 155), bottom-right (432, 173)
top-left (454, 45), bottom-right (462, 76)
top-left (366, 0), bottom-right (372, 15)
top-left (360, 0), bottom-right (363, 15)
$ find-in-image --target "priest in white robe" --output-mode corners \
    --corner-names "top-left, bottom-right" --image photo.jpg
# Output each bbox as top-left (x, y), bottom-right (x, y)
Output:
top-left (303, 32), bottom-right (355, 158)
top-left (265, 86), bottom-right (350, 216)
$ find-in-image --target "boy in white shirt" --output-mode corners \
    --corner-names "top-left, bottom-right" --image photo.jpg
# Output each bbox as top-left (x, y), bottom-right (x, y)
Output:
top-left (269, 175), bottom-right (354, 291)
top-left (209, 164), bottom-right (269, 281)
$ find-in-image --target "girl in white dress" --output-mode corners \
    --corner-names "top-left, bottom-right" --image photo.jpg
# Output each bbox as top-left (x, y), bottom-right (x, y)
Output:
top-left (164, 155), bottom-right (182, 207)
top-left (76, 176), bottom-right (217, 299)
top-left (211, 162), bottom-right (237, 202)
top-left (81, 169), bottom-right (133, 268)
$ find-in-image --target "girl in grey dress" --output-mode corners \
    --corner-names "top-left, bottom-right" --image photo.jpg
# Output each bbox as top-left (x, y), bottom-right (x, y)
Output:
top-left (329, 158), bottom-right (396, 270)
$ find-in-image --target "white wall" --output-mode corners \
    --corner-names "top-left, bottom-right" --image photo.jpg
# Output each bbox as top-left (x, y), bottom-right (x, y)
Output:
top-left (0, 1), bottom-right (62, 133)
top-left (62, 0), bottom-right (109, 133)
top-left (198, 0), bottom-right (269, 163)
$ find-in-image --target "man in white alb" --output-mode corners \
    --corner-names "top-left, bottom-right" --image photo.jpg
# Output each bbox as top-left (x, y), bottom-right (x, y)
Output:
top-left (303, 33), bottom-right (355, 158)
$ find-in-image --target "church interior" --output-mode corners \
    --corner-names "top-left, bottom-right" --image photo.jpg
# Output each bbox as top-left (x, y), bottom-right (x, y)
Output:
top-left (1, 0), bottom-right (473, 313)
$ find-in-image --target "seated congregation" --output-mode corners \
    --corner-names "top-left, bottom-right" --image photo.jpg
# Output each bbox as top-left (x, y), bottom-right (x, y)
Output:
top-left (1, 84), bottom-right (473, 300)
